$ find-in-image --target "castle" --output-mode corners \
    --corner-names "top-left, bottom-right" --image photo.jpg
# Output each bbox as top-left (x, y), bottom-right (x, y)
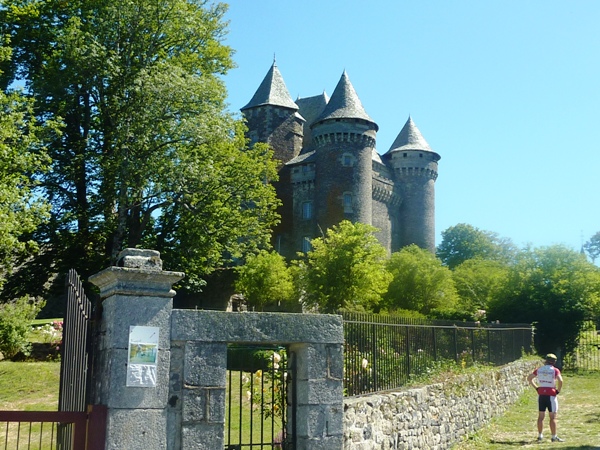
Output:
top-left (241, 62), bottom-right (440, 259)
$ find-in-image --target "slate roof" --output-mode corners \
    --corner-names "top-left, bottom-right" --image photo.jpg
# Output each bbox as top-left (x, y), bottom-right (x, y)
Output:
top-left (313, 71), bottom-right (378, 130)
top-left (241, 62), bottom-right (298, 111)
top-left (286, 150), bottom-right (316, 165)
top-left (296, 92), bottom-right (329, 128)
top-left (385, 117), bottom-right (436, 155)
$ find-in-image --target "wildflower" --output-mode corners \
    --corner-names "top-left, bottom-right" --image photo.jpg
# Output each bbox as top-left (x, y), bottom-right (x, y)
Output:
top-left (246, 390), bottom-right (252, 401)
top-left (361, 358), bottom-right (368, 369)
top-left (273, 352), bottom-right (281, 363)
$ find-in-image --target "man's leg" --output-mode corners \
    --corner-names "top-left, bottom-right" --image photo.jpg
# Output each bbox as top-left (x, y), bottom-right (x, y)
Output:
top-left (549, 412), bottom-right (557, 436)
top-left (538, 411), bottom-right (546, 434)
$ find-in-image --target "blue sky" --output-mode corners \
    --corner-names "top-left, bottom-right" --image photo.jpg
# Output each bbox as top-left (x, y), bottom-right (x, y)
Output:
top-left (222, 1), bottom-right (600, 252)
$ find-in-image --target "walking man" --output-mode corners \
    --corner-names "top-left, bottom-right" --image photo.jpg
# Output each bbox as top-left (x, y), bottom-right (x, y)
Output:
top-left (527, 353), bottom-right (564, 442)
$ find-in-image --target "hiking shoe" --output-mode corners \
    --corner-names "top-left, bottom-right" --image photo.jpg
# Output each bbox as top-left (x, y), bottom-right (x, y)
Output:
top-left (551, 436), bottom-right (564, 442)
top-left (537, 436), bottom-right (543, 442)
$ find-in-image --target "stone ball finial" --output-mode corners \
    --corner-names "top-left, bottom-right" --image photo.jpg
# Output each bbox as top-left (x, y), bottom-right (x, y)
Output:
top-left (116, 248), bottom-right (163, 271)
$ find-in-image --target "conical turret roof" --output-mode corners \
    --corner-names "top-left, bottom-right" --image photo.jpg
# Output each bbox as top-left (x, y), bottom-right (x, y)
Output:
top-left (386, 117), bottom-right (434, 154)
top-left (241, 62), bottom-right (298, 111)
top-left (313, 71), bottom-right (378, 130)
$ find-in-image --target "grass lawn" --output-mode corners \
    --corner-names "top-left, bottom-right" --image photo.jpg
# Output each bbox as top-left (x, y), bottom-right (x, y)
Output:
top-left (452, 371), bottom-right (600, 449)
top-left (0, 361), bottom-right (60, 411)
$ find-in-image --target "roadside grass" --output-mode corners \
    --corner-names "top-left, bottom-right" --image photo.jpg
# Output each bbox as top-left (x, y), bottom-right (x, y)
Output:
top-left (453, 370), bottom-right (600, 449)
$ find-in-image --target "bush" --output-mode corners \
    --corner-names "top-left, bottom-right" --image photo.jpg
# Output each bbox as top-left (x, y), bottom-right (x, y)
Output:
top-left (0, 296), bottom-right (44, 359)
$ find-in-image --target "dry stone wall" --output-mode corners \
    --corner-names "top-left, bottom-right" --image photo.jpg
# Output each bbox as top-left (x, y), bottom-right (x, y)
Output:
top-left (343, 359), bottom-right (537, 450)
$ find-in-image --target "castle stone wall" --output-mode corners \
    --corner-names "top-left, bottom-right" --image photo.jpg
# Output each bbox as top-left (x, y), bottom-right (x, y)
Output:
top-left (343, 359), bottom-right (537, 449)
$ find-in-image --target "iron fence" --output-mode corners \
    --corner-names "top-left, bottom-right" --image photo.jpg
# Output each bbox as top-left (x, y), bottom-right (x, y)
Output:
top-left (342, 312), bottom-right (533, 397)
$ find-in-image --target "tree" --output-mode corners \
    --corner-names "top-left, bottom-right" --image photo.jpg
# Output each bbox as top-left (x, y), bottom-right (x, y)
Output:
top-left (452, 259), bottom-right (509, 320)
top-left (1, 0), bottom-right (280, 296)
top-left (234, 250), bottom-right (295, 311)
top-left (584, 231), bottom-right (600, 264)
top-left (437, 223), bottom-right (516, 269)
top-left (0, 88), bottom-right (51, 288)
top-left (488, 245), bottom-right (600, 359)
top-left (294, 221), bottom-right (391, 313)
top-left (383, 245), bottom-right (458, 315)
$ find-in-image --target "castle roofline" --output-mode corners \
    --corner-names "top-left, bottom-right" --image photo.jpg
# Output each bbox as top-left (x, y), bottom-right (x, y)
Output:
top-left (385, 116), bottom-right (439, 158)
top-left (286, 150), bottom-right (316, 165)
top-left (241, 62), bottom-right (298, 111)
top-left (312, 71), bottom-right (378, 130)
top-left (296, 92), bottom-right (329, 128)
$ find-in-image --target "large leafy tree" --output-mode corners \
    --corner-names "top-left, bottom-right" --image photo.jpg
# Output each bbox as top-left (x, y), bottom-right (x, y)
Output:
top-left (0, 0), bottom-right (280, 296)
top-left (383, 244), bottom-right (458, 315)
top-left (584, 231), bottom-right (600, 264)
top-left (234, 250), bottom-right (295, 311)
top-left (0, 37), bottom-right (52, 288)
top-left (437, 223), bottom-right (516, 269)
top-left (488, 245), bottom-right (600, 358)
top-left (452, 259), bottom-right (509, 320)
top-left (295, 221), bottom-right (391, 314)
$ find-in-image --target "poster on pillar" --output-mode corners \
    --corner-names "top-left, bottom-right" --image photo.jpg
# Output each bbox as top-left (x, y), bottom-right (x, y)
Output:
top-left (127, 326), bottom-right (159, 387)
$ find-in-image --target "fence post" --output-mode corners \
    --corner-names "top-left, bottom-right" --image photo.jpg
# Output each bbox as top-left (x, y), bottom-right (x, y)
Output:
top-left (89, 249), bottom-right (184, 450)
top-left (454, 327), bottom-right (459, 363)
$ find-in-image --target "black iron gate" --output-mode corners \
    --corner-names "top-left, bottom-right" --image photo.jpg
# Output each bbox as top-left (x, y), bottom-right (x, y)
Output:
top-left (225, 345), bottom-right (295, 449)
top-left (564, 319), bottom-right (600, 371)
top-left (58, 269), bottom-right (98, 449)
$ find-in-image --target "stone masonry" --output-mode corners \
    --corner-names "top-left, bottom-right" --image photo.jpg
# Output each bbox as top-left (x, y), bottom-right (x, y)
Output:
top-left (90, 250), bottom-right (534, 449)
top-left (90, 249), bottom-right (345, 450)
top-left (343, 359), bottom-right (538, 449)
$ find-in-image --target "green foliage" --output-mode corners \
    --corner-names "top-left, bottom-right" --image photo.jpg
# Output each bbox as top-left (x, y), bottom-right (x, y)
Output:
top-left (1, 0), bottom-right (279, 297)
top-left (437, 223), bottom-right (516, 269)
top-left (383, 244), bottom-right (458, 315)
top-left (0, 296), bottom-right (44, 359)
top-left (584, 231), bottom-right (600, 263)
top-left (488, 245), bottom-right (600, 358)
top-left (294, 221), bottom-right (391, 313)
top-left (452, 259), bottom-right (509, 320)
top-left (235, 250), bottom-right (294, 311)
top-left (0, 90), bottom-right (51, 288)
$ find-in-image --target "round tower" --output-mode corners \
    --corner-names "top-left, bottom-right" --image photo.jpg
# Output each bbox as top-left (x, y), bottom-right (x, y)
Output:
top-left (384, 117), bottom-right (440, 253)
top-left (310, 71), bottom-right (378, 232)
top-left (241, 61), bottom-right (304, 165)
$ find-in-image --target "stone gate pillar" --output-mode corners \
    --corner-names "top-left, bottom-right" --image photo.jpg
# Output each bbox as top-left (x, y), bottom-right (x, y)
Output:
top-left (89, 249), bottom-right (183, 450)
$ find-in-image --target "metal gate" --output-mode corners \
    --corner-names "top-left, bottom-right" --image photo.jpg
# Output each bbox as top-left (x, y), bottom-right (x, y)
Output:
top-left (565, 319), bottom-right (600, 371)
top-left (57, 269), bottom-right (102, 449)
top-left (225, 345), bottom-right (295, 449)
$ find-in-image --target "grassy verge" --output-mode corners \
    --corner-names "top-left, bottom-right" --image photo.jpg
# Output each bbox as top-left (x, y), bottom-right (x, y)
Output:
top-left (0, 361), bottom-right (60, 411)
top-left (452, 371), bottom-right (600, 449)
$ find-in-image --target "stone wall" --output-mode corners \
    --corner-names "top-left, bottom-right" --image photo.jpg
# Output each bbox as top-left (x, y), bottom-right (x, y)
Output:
top-left (343, 359), bottom-right (538, 449)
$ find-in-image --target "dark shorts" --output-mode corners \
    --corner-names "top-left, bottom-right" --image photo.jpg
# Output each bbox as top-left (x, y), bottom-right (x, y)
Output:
top-left (538, 395), bottom-right (558, 412)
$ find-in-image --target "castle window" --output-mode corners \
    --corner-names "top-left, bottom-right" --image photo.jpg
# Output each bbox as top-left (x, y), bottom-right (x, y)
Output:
top-left (342, 153), bottom-right (354, 167)
top-left (302, 201), bottom-right (313, 220)
top-left (343, 192), bottom-right (353, 213)
top-left (419, 153), bottom-right (423, 157)
top-left (302, 236), bottom-right (312, 253)
top-left (403, 153), bottom-right (407, 157)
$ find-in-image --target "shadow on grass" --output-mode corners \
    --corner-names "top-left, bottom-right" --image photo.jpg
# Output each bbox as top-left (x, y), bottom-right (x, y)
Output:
top-left (488, 438), bottom-right (535, 446)
top-left (488, 440), bottom-right (600, 449)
